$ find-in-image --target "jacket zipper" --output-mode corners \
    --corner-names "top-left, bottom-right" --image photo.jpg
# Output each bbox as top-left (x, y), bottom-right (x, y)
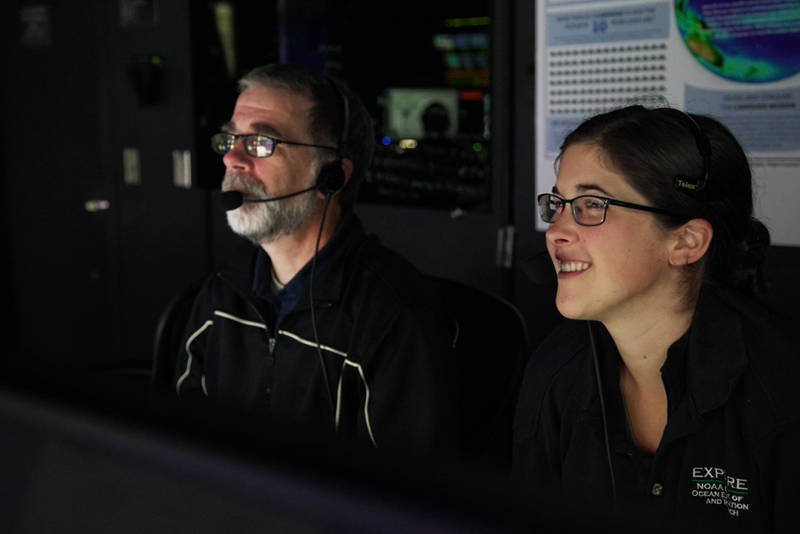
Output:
top-left (216, 271), bottom-right (277, 387)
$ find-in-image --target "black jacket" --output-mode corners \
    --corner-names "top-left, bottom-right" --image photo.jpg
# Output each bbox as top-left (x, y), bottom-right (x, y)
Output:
top-left (175, 215), bottom-right (460, 453)
top-left (513, 285), bottom-right (800, 532)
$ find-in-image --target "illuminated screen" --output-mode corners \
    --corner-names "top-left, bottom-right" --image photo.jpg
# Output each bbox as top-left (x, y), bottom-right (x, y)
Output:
top-left (383, 87), bottom-right (459, 139)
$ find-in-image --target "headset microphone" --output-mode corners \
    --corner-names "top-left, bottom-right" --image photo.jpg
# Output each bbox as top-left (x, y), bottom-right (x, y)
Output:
top-left (220, 185), bottom-right (319, 211)
top-left (220, 191), bottom-right (245, 211)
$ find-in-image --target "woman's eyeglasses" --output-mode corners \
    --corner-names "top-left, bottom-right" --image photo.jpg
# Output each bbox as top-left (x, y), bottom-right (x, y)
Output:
top-left (537, 193), bottom-right (684, 226)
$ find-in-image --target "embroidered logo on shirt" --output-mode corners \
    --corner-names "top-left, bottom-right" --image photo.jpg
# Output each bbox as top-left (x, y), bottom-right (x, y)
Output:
top-left (690, 466), bottom-right (750, 517)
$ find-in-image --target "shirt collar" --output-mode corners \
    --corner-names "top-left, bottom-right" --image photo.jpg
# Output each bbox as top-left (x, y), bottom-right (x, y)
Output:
top-left (684, 285), bottom-right (748, 414)
top-left (251, 211), bottom-right (360, 323)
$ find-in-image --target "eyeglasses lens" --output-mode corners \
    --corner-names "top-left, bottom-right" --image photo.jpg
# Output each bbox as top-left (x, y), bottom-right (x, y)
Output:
top-left (245, 135), bottom-right (274, 158)
top-left (538, 195), bottom-right (561, 223)
top-left (538, 195), bottom-right (608, 225)
top-left (210, 134), bottom-right (275, 157)
top-left (574, 197), bottom-right (606, 225)
top-left (211, 133), bottom-right (234, 155)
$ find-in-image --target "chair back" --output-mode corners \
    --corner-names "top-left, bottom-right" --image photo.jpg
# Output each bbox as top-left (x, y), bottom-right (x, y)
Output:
top-left (151, 280), bottom-right (203, 395)
top-left (428, 276), bottom-right (530, 468)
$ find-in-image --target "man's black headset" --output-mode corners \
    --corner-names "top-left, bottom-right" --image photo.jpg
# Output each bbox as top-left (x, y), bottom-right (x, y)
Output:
top-left (219, 77), bottom-right (348, 207)
top-left (309, 75), bottom-right (349, 422)
top-left (314, 77), bottom-right (349, 196)
top-left (220, 75), bottom-right (350, 425)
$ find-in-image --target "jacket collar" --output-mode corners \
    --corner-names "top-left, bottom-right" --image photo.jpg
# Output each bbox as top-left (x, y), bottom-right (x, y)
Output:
top-left (214, 213), bottom-right (367, 319)
top-left (591, 286), bottom-right (750, 421)
top-left (590, 286), bottom-right (752, 450)
top-left (252, 212), bottom-right (366, 313)
top-left (685, 285), bottom-right (748, 415)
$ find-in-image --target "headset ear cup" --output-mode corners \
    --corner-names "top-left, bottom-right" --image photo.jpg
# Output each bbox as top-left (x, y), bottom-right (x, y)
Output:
top-left (316, 161), bottom-right (345, 195)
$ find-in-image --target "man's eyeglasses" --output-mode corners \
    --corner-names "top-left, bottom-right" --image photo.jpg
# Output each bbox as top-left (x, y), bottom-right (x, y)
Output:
top-left (210, 132), bottom-right (337, 158)
top-left (537, 193), bottom-right (684, 226)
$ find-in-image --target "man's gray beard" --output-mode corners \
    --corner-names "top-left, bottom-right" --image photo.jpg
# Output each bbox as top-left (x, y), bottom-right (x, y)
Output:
top-left (223, 172), bottom-right (317, 246)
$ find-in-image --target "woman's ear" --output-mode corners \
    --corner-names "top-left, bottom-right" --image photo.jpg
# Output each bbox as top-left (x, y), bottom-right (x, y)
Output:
top-left (668, 218), bottom-right (713, 266)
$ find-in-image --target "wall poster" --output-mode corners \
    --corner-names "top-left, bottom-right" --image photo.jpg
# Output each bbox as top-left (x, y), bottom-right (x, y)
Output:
top-left (535, 0), bottom-right (800, 246)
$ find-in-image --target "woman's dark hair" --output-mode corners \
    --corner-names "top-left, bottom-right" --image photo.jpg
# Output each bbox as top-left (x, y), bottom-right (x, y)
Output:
top-left (558, 104), bottom-right (770, 296)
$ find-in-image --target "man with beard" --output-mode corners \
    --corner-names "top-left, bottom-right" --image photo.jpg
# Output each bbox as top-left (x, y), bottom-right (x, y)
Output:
top-left (172, 64), bottom-right (460, 455)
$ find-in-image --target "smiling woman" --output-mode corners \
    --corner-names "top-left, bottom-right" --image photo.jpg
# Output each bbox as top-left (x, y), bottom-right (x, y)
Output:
top-left (543, 141), bottom-right (684, 327)
top-left (512, 105), bottom-right (800, 532)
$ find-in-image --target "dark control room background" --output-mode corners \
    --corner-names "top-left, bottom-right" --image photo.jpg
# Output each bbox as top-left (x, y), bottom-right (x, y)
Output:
top-left (1, 0), bottom-right (567, 381)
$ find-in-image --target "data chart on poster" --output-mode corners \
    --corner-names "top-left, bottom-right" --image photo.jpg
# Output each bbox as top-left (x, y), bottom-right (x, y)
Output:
top-left (536, 0), bottom-right (800, 245)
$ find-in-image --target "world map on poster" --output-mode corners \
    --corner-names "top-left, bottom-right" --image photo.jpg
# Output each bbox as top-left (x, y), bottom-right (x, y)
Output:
top-left (675, 0), bottom-right (800, 83)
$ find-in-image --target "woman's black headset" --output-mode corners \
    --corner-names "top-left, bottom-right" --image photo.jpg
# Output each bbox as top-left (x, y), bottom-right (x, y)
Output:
top-left (587, 106), bottom-right (713, 508)
top-left (661, 108), bottom-right (712, 197)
